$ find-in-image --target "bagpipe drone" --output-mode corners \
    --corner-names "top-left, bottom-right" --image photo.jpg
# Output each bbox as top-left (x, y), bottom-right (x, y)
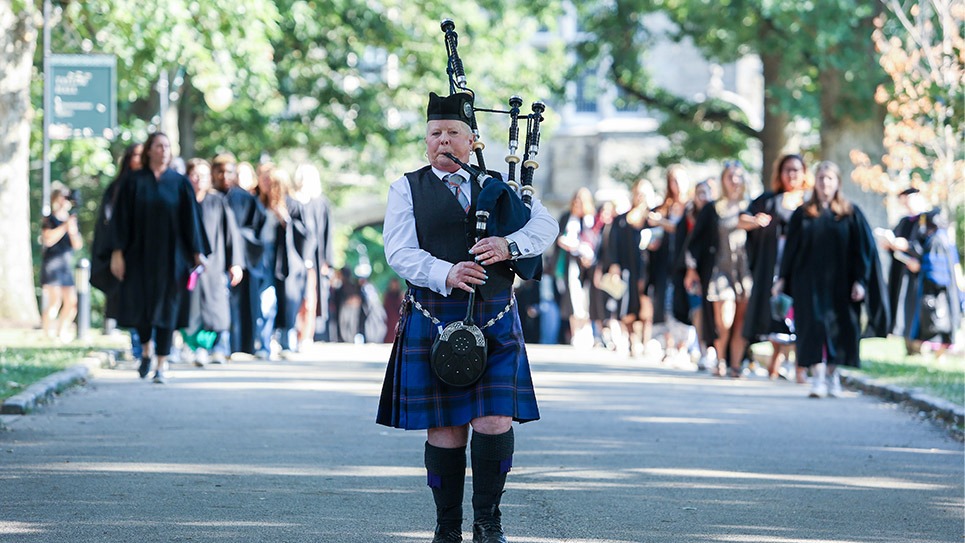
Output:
top-left (438, 18), bottom-right (545, 281)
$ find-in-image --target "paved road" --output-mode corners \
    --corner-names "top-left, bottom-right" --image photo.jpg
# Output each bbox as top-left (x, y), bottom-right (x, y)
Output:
top-left (1, 344), bottom-right (962, 543)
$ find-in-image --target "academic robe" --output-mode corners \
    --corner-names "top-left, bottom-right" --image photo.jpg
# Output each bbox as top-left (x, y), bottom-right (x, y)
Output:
top-left (224, 186), bottom-right (266, 353)
top-left (887, 214), bottom-right (922, 337)
top-left (194, 190), bottom-right (244, 332)
top-left (779, 205), bottom-right (890, 367)
top-left (683, 203), bottom-right (721, 344)
top-left (271, 197), bottom-right (316, 331)
top-left (645, 208), bottom-right (679, 324)
top-left (606, 211), bottom-right (647, 320)
top-left (110, 168), bottom-right (208, 330)
top-left (302, 195), bottom-right (335, 339)
top-left (90, 177), bottom-right (124, 318)
top-left (742, 192), bottom-right (796, 342)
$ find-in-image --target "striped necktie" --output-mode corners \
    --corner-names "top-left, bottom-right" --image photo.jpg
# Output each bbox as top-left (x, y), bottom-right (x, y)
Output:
top-left (444, 173), bottom-right (470, 214)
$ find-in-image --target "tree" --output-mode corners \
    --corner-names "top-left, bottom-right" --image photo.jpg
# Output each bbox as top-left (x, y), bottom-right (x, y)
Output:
top-left (0, 2), bottom-right (42, 326)
top-left (571, 0), bottom-right (886, 193)
top-left (1, 0), bottom-right (566, 324)
top-left (850, 0), bottom-right (963, 212)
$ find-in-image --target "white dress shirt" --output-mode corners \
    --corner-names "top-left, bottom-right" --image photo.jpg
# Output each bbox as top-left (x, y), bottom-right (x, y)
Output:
top-left (384, 166), bottom-right (559, 296)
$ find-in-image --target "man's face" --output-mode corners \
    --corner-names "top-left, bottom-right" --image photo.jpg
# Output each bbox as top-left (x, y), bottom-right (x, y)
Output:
top-left (426, 120), bottom-right (474, 172)
top-left (212, 162), bottom-right (237, 192)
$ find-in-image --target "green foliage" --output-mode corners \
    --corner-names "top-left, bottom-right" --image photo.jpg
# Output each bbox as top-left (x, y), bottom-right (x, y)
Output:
top-left (571, 0), bottom-right (885, 168)
top-left (20, 0), bottom-right (567, 317)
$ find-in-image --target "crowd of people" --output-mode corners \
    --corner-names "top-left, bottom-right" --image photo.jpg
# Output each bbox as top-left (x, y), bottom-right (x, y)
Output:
top-left (38, 142), bottom-right (961, 394)
top-left (72, 134), bottom-right (359, 382)
top-left (513, 154), bottom-right (962, 397)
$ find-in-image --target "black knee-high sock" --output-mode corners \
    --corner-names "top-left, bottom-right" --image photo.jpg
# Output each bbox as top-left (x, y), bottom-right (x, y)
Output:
top-left (425, 442), bottom-right (467, 530)
top-left (470, 428), bottom-right (514, 523)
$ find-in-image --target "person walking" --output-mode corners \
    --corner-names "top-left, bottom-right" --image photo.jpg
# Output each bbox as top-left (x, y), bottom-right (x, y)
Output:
top-left (607, 179), bottom-right (655, 357)
top-left (905, 210), bottom-right (962, 362)
top-left (185, 158), bottom-right (244, 366)
top-left (212, 153), bottom-right (266, 358)
top-left (772, 161), bottom-right (889, 398)
top-left (109, 132), bottom-right (208, 383)
top-left (554, 187), bottom-right (596, 347)
top-left (685, 163), bottom-right (754, 377)
top-left (877, 188), bottom-right (929, 354)
top-left (91, 142), bottom-right (143, 355)
top-left (40, 182), bottom-right (83, 341)
top-left (742, 153), bottom-right (809, 381)
top-left (377, 92), bottom-right (557, 543)
top-left (253, 166), bottom-right (314, 356)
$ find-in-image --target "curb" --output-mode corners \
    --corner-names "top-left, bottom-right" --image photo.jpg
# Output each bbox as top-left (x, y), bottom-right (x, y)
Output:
top-left (841, 369), bottom-right (965, 432)
top-left (1, 357), bottom-right (102, 416)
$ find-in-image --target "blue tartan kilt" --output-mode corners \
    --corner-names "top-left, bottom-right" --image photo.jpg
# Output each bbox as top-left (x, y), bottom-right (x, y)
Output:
top-left (376, 286), bottom-right (540, 430)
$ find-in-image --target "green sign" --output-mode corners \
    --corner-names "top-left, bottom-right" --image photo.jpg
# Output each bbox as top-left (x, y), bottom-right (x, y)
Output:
top-left (48, 54), bottom-right (117, 140)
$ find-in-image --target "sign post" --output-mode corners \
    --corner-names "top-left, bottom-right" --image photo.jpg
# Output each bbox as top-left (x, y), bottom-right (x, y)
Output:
top-left (42, 50), bottom-right (117, 216)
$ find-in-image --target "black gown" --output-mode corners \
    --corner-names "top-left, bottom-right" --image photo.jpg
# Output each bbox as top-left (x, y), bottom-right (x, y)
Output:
top-left (779, 205), bottom-right (889, 367)
top-left (224, 186), bottom-right (266, 353)
top-left (90, 177), bottom-right (125, 318)
top-left (302, 196), bottom-right (335, 340)
top-left (194, 191), bottom-right (244, 332)
top-left (742, 192), bottom-right (796, 342)
top-left (110, 168), bottom-right (208, 330)
top-left (606, 211), bottom-right (647, 320)
top-left (887, 214), bottom-right (922, 337)
top-left (271, 197), bottom-right (315, 332)
top-left (683, 203), bottom-right (721, 344)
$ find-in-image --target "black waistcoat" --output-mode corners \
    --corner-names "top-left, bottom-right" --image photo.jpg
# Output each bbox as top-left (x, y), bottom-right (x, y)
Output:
top-left (407, 165), bottom-right (513, 300)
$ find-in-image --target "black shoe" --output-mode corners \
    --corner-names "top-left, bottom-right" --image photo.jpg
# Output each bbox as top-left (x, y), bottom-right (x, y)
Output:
top-left (472, 519), bottom-right (506, 543)
top-left (432, 524), bottom-right (463, 542)
top-left (138, 357), bottom-right (152, 379)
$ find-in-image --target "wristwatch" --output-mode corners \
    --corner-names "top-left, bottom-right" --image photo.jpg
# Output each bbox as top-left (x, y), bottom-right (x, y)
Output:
top-left (506, 239), bottom-right (521, 260)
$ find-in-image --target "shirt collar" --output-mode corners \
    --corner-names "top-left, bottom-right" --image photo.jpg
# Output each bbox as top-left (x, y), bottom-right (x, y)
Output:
top-left (432, 166), bottom-right (467, 183)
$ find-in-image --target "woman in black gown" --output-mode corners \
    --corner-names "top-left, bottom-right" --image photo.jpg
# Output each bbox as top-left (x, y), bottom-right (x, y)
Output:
top-left (741, 154), bottom-right (809, 381)
top-left (110, 132), bottom-right (207, 383)
top-left (772, 161), bottom-right (889, 398)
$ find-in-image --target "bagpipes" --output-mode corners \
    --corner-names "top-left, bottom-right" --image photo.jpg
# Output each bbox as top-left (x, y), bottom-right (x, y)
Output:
top-left (439, 18), bottom-right (544, 281)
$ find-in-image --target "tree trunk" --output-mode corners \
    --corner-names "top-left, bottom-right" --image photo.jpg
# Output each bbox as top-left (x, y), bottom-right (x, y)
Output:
top-left (819, 64), bottom-right (887, 230)
top-left (759, 52), bottom-right (789, 191)
top-left (0, 5), bottom-right (42, 326)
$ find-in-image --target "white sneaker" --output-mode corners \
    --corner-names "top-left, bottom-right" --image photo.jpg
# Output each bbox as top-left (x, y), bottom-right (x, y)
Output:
top-left (194, 349), bottom-right (209, 367)
top-left (827, 371), bottom-right (843, 398)
top-left (809, 379), bottom-right (827, 398)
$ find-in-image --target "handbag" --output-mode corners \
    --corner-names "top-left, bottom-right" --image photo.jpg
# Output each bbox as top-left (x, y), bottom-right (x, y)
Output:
top-left (918, 286), bottom-right (951, 339)
top-left (599, 271), bottom-right (628, 300)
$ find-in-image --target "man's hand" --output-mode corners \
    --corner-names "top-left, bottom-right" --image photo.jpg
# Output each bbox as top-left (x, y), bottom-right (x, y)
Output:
top-left (470, 236), bottom-right (510, 266)
top-left (446, 261), bottom-right (487, 294)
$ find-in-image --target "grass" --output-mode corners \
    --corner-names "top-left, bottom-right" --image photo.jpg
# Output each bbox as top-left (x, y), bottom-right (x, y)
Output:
top-left (856, 337), bottom-right (964, 407)
top-left (0, 329), bottom-right (128, 401)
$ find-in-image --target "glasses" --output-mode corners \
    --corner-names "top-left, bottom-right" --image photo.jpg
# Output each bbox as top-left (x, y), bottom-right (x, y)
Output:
top-left (723, 159), bottom-right (743, 169)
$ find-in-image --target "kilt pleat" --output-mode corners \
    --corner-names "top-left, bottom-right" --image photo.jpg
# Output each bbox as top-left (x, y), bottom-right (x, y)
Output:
top-left (376, 287), bottom-right (540, 430)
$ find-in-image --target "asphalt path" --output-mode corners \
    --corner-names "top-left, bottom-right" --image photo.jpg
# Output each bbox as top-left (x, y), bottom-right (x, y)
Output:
top-left (1, 343), bottom-right (962, 543)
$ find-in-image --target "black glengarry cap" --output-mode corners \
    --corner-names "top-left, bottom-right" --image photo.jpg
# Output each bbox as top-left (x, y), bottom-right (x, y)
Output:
top-left (426, 92), bottom-right (473, 125)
